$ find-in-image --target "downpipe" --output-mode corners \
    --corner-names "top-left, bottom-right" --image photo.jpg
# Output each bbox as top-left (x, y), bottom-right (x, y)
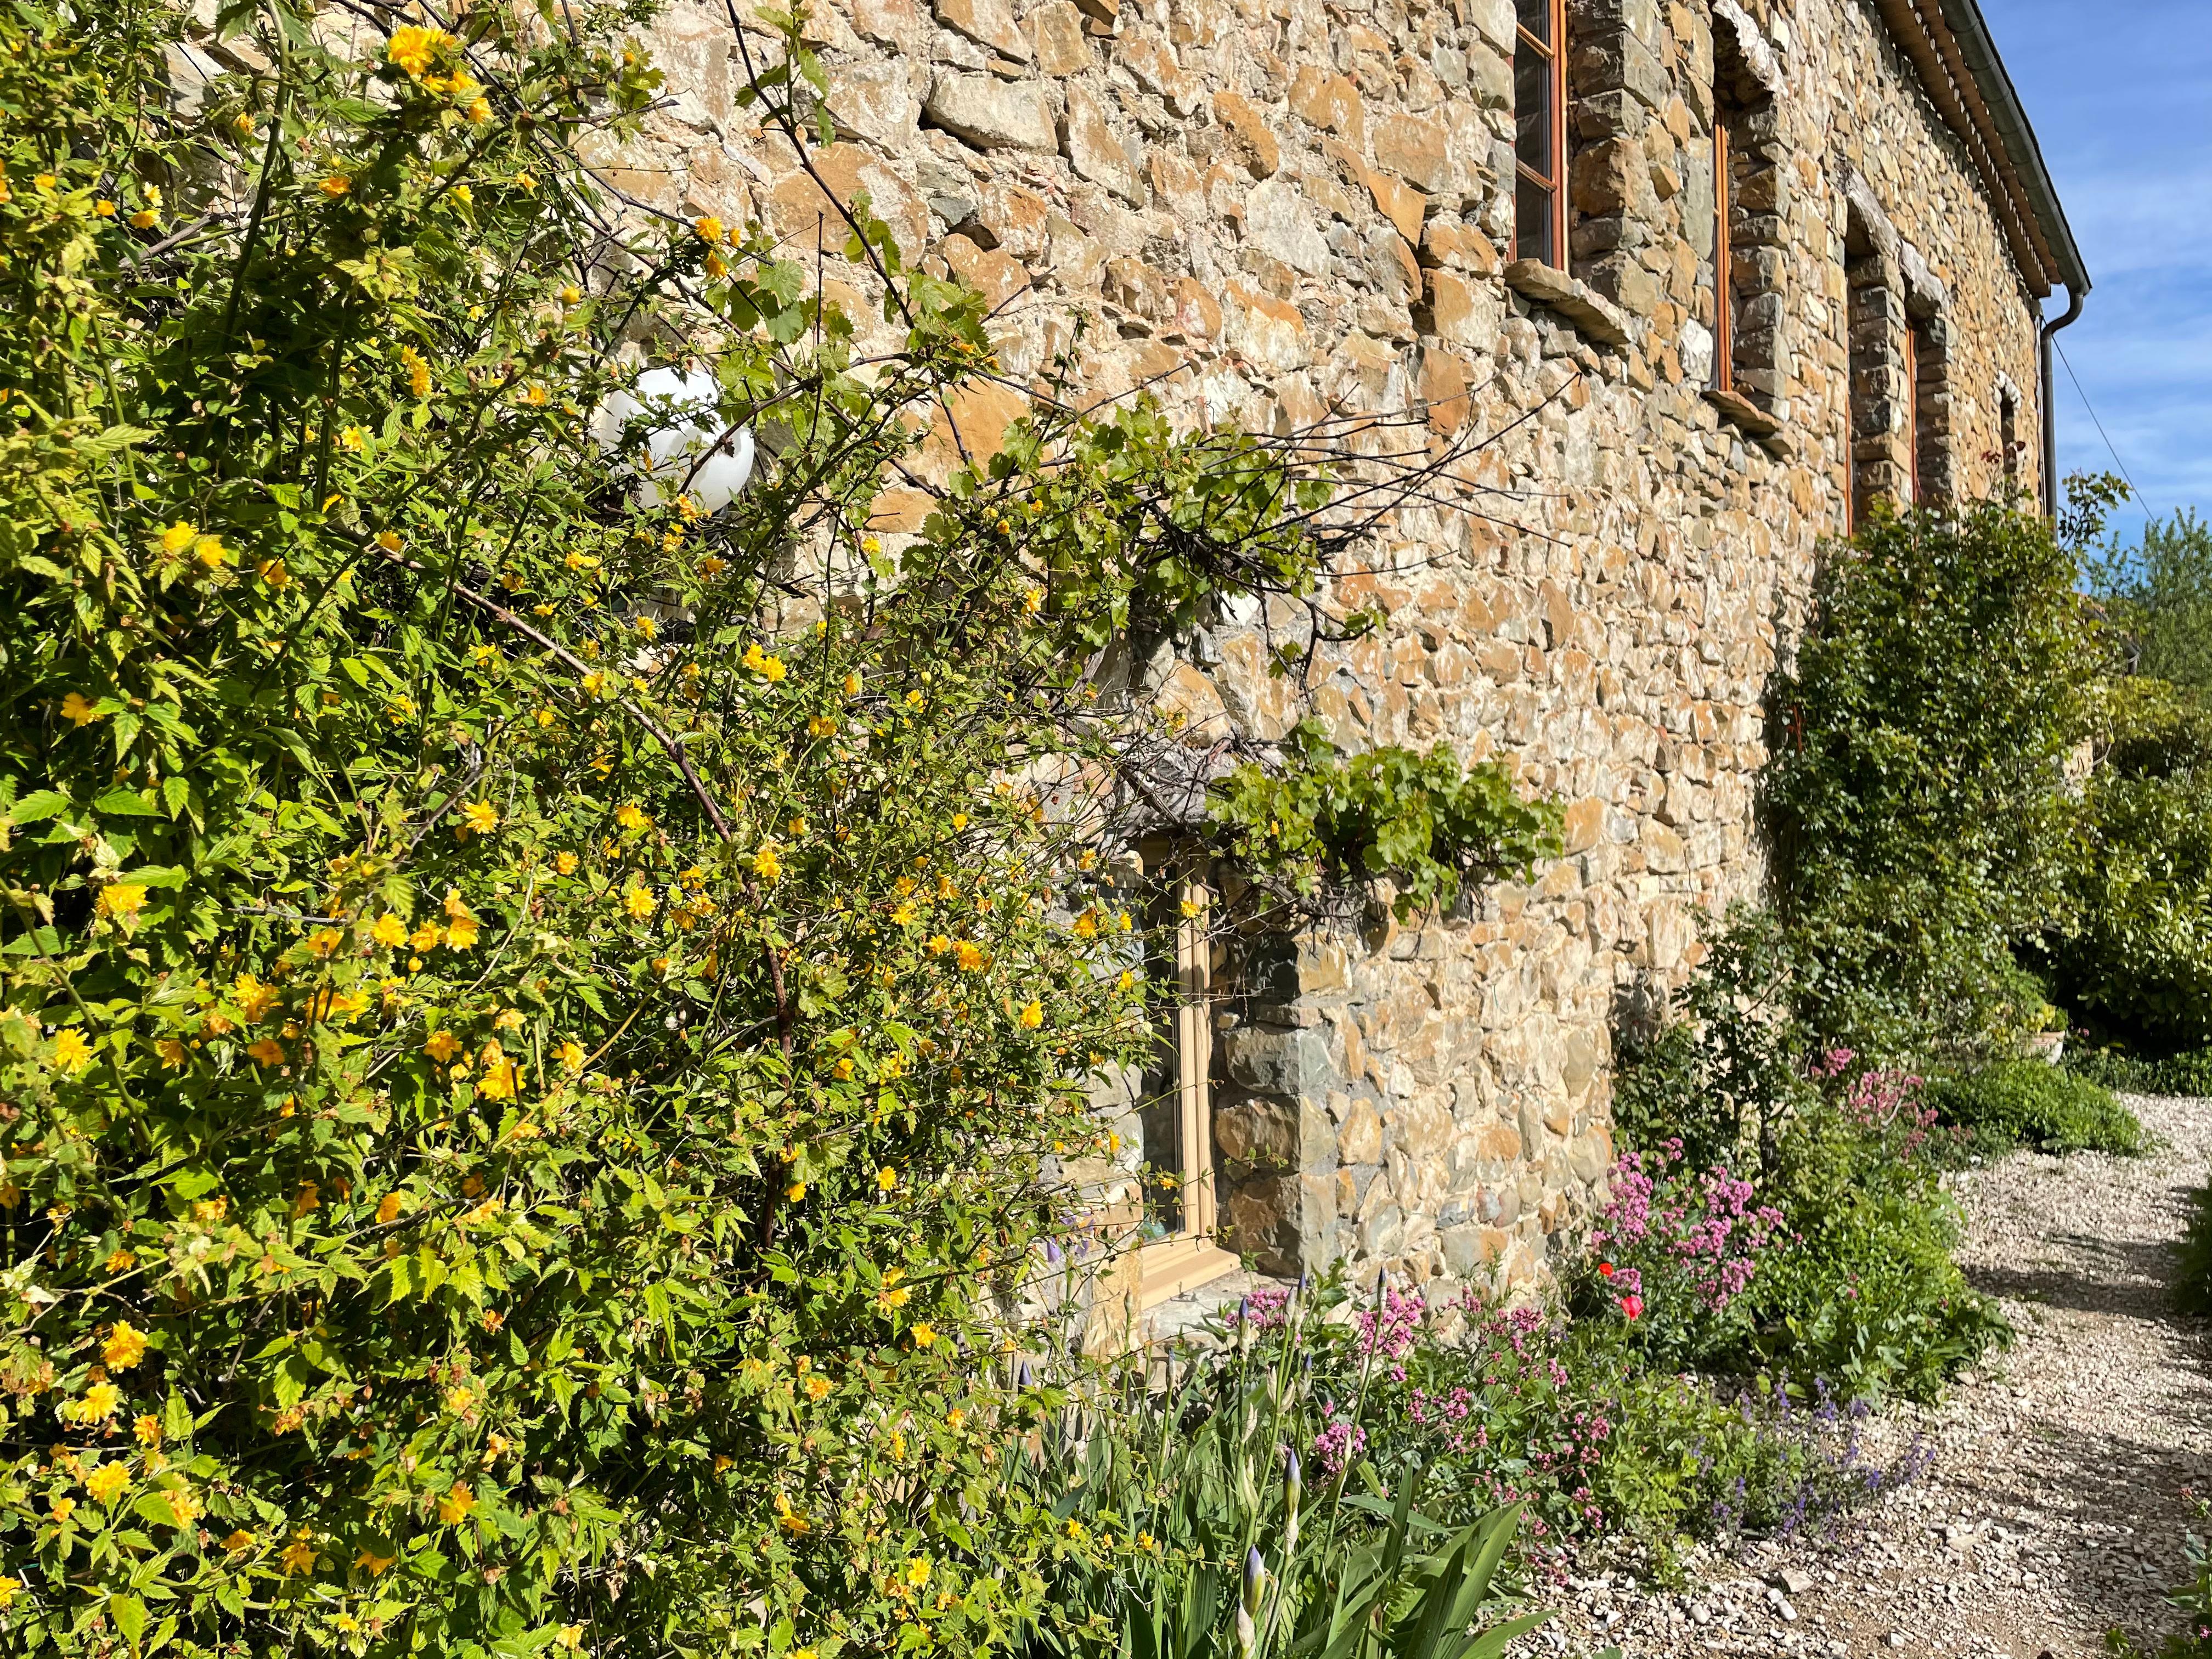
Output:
top-left (2039, 284), bottom-right (2086, 520)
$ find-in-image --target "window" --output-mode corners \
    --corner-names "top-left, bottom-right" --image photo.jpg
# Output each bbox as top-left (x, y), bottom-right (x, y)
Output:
top-left (1712, 114), bottom-right (1734, 393)
top-left (1901, 322), bottom-right (1920, 503)
top-left (1514, 0), bottom-right (1567, 267)
top-left (2000, 382), bottom-right (2021, 483)
top-left (1131, 876), bottom-right (1239, 1304)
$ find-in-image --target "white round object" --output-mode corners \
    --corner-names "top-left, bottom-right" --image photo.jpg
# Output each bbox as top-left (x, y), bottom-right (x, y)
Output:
top-left (592, 366), bottom-right (754, 512)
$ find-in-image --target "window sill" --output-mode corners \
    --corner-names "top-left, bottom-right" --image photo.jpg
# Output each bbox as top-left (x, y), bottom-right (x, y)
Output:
top-left (1137, 1237), bottom-right (1243, 1308)
top-left (1703, 386), bottom-right (1796, 459)
top-left (1501, 258), bottom-right (1632, 348)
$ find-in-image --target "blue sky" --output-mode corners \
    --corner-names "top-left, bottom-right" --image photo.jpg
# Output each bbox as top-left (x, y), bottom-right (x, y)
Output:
top-left (1980, 0), bottom-right (2212, 544)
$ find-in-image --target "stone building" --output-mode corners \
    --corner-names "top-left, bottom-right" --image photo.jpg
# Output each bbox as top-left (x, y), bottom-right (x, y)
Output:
top-left (618, 0), bottom-right (2087, 1301)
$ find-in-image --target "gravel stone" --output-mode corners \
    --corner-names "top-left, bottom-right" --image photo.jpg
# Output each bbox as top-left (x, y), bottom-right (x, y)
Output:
top-left (1538, 1092), bottom-right (2212, 1657)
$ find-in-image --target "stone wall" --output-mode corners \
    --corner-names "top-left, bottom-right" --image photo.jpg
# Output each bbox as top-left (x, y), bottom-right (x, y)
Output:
top-left (616, 0), bottom-right (2058, 1290)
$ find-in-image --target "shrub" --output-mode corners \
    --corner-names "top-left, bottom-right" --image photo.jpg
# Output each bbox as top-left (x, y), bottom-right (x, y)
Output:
top-left (1762, 504), bottom-right (2101, 1054)
top-left (2069, 1045), bottom-right (2212, 1098)
top-left (1742, 1107), bottom-right (2010, 1402)
top-left (2047, 680), bottom-right (2212, 1051)
top-left (1925, 1060), bottom-right (2145, 1155)
top-left (1609, 910), bottom-right (1816, 1175)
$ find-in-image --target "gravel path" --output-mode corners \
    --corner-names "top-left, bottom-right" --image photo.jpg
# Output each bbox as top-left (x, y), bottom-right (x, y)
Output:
top-left (1539, 1093), bottom-right (2212, 1659)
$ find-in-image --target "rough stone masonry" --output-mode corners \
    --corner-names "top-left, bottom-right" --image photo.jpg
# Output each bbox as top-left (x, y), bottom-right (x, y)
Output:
top-left (605, 0), bottom-right (2086, 1293)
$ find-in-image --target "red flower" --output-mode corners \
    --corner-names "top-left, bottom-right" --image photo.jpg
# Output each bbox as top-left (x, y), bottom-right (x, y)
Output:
top-left (1617, 1294), bottom-right (1644, 1321)
top-left (1596, 1262), bottom-right (1615, 1278)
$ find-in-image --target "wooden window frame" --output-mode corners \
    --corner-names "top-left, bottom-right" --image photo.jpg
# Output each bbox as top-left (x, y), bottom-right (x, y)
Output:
top-left (1902, 323), bottom-right (1921, 504)
top-left (1514, 0), bottom-right (1568, 269)
top-left (1135, 879), bottom-right (1239, 1307)
top-left (1712, 119), bottom-right (1734, 394)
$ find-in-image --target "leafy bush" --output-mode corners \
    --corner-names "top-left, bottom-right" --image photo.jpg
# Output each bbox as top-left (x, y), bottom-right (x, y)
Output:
top-left (1608, 910), bottom-right (1815, 1175)
top-left (2172, 1181), bottom-right (2212, 1319)
top-left (2047, 680), bottom-right (2212, 1051)
top-left (1925, 1060), bottom-right (2144, 1155)
top-left (1210, 720), bottom-right (1562, 921)
top-left (1741, 1108), bottom-right (2010, 1403)
top-left (1762, 504), bottom-right (2101, 1054)
top-left (2069, 1045), bottom-right (2212, 1098)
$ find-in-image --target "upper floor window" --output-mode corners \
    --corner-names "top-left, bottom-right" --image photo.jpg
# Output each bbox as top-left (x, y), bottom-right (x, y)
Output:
top-left (1514, 0), bottom-right (1567, 266)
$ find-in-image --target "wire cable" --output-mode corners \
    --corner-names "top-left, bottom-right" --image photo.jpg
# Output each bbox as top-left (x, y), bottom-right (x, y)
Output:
top-left (2056, 336), bottom-right (2151, 518)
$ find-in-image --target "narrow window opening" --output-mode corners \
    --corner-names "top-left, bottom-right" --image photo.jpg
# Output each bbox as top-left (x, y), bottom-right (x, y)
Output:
top-left (1514, 0), bottom-right (1567, 267)
top-left (1712, 115), bottom-right (1734, 392)
top-left (1902, 323), bottom-right (1921, 504)
top-left (2000, 385), bottom-right (2021, 483)
top-left (1132, 874), bottom-right (1238, 1305)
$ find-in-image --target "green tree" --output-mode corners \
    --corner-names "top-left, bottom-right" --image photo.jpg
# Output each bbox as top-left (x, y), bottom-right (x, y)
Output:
top-left (2091, 510), bottom-right (2212, 697)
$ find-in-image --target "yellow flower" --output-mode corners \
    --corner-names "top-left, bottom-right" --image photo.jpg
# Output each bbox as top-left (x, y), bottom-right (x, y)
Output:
top-left (752, 842), bottom-right (782, 883)
top-left (103, 1321), bottom-right (148, 1371)
top-left (280, 1537), bottom-right (318, 1575)
top-left (615, 803), bottom-right (647, 831)
top-left (233, 973), bottom-right (280, 1022)
top-left (357, 1546), bottom-right (397, 1575)
top-left (906, 1557), bottom-right (933, 1588)
top-left (445, 916), bottom-right (481, 949)
top-left (319, 175), bottom-right (351, 197)
top-left (425, 1030), bottom-right (461, 1063)
top-left (622, 885), bottom-right (656, 920)
top-left (85, 1462), bottom-right (129, 1504)
top-left (478, 1056), bottom-right (520, 1101)
top-left (556, 1628), bottom-right (586, 1653)
top-left (699, 554), bottom-right (727, 577)
top-left (400, 346), bottom-right (431, 400)
top-left (340, 425), bottom-right (368, 452)
top-left (692, 214), bottom-right (725, 242)
top-left (387, 24), bottom-right (454, 76)
top-left (1137, 1531), bottom-right (1155, 1552)
top-left (134, 1415), bottom-right (161, 1447)
top-left (94, 198), bottom-right (117, 216)
top-left (32, 173), bottom-right (54, 191)
top-left (67, 1381), bottom-right (121, 1422)
top-left (927, 934), bottom-right (951, 955)
top-left (580, 671), bottom-right (610, 699)
top-left (50, 1029), bottom-right (94, 1074)
top-left (437, 1480), bottom-right (476, 1523)
top-left (370, 912), bottom-right (408, 947)
top-left (954, 941), bottom-right (985, 971)
top-left (410, 922), bottom-right (444, 952)
top-left (912, 1323), bottom-right (937, 1347)
top-left (96, 883), bottom-right (147, 921)
top-left (555, 851), bottom-right (580, 875)
top-left (891, 901), bottom-right (917, 927)
top-left (1019, 1000), bottom-right (1044, 1029)
top-left (804, 1373), bottom-right (832, 1401)
top-left (377, 1191), bottom-right (406, 1224)
top-left (247, 1037), bottom-right (285, 1066)
top-left (1066, 1517), bottom-right (1086, 1539)
top-left (194, 533), bottom-right (229, 568)
top-left (105, 1248), bottom-right (138, 1273)
top-left (876, 1268), bottom-right (910, 1311)
top-left (446, 1384), bottom-right (475, 1413)
top-left (49, 1497), bottom-right (76, 1525)
top-left (0, 1575), bottom-right (20, 1609)
top-left (951, 811), bottom-right (969, 831)
top-left (1073, 909), bottom-right (1099, 940)
top-left (130, 208), bottom-right (157, 228)
top-left (555, 1039), bottom-right (587, 1074)
top-left (221, 1530), bottom-right (254, 1551)
top-left (773, 1492), bottom-right (810, 1534)
top-left (461, 800), bottom-right (500, 835)
top-left (60, 691), bottom-right (103, 726)
top-left (877, 1166), bottom-right (898, 1193)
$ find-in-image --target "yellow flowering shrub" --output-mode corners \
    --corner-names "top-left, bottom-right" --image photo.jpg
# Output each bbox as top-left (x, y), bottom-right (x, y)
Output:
top-left (0, 2), bottom-right (1559, 1656)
